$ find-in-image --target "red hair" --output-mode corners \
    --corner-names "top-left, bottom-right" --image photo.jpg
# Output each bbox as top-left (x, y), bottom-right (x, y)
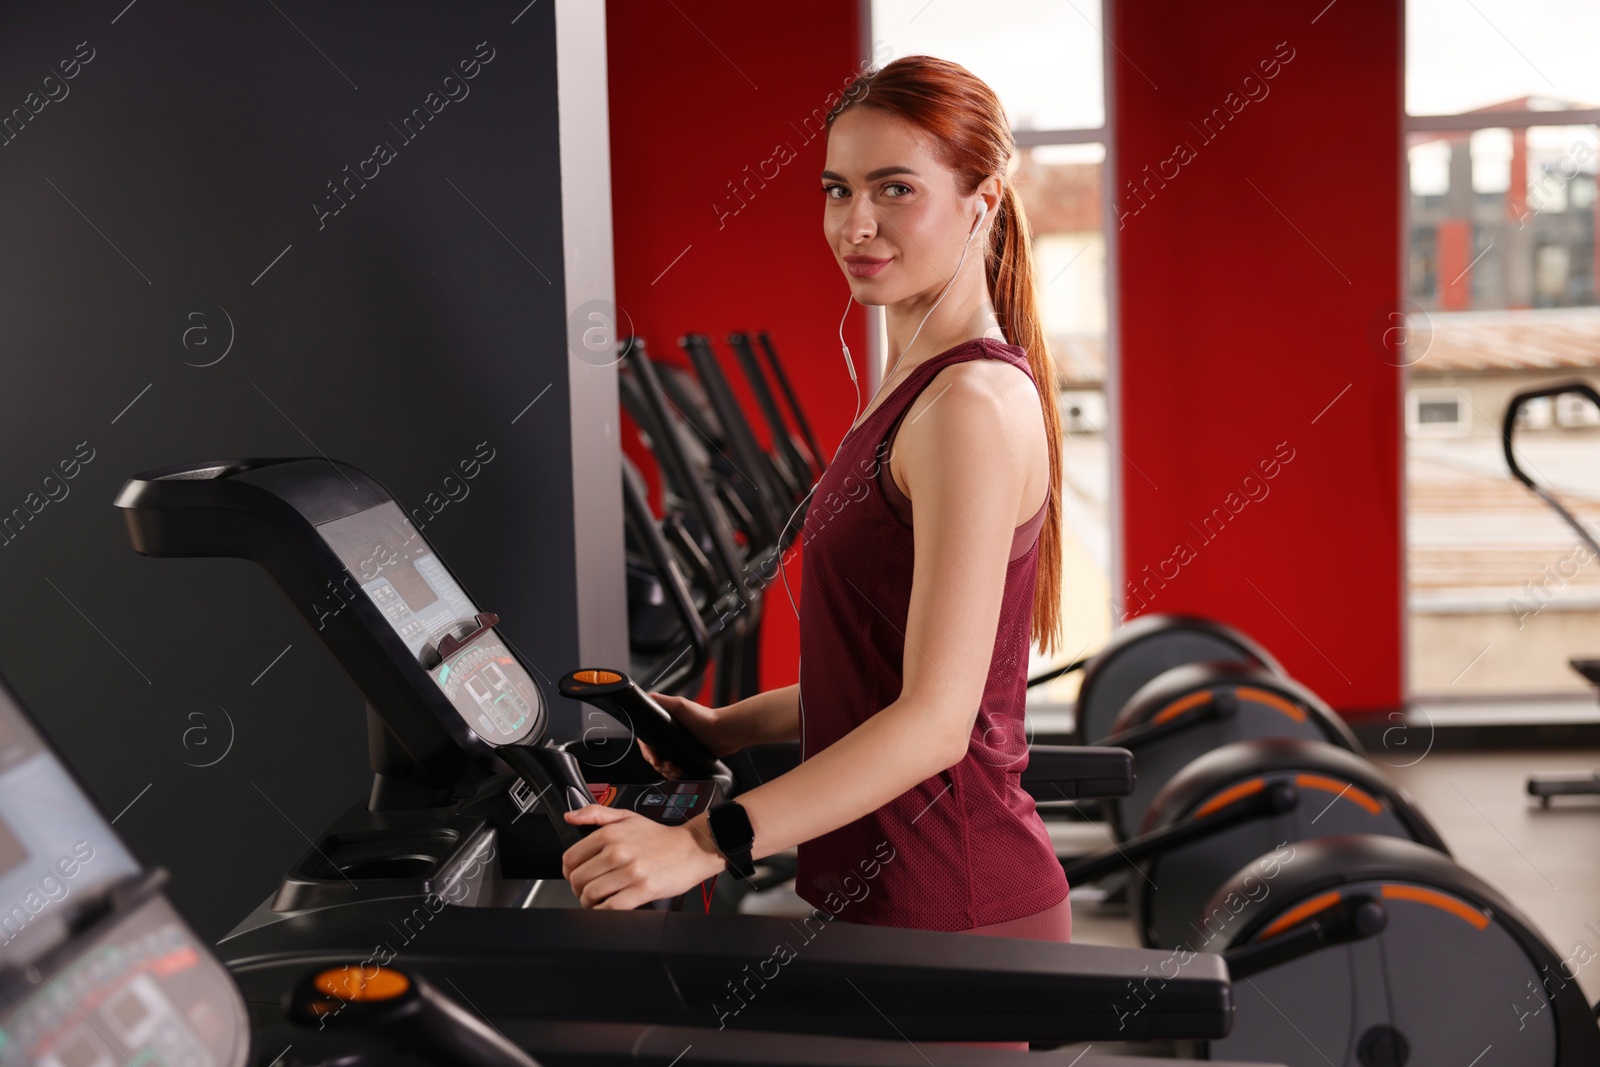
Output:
top-left (828, 54), bottom-right (1066, 656)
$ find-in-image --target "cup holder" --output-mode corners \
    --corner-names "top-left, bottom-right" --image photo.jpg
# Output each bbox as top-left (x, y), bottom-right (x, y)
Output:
top-left (338, 854), bottom-right (442, 880)
top-left (273, 811), bottom-right (497, 913)
top-left (304, 829), bottom-right (461, 882)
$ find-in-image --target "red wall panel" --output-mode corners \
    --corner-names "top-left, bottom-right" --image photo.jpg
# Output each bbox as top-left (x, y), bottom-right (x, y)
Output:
top-left (607, 1), bottom-right (865, 694)
top-left (1110, 0), bottom-right (1405, 716)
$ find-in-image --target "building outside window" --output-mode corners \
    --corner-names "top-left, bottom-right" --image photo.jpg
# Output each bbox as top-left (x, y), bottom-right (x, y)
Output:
top-left (1404, 0), bottom-right (1600, 705)
top-left (869, 0), bottom-right (1113, 715)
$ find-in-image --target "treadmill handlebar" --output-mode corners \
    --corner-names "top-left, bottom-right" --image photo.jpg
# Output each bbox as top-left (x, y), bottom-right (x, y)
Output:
top-left (1223, 894), bottom-right (1387, 982)
top-left (291, 964), bottom-right (541, 1066)
top-left (1022, 745), bottom-right (1134, 800)
top-left (497, 744), bottom-right (593, 850)
top-left (1062, 780), bottom-right (1298, 885)
top-left (1093, 688), bottom-right (1238, 750)
top-left (559, 669), bottom-right (729, 785)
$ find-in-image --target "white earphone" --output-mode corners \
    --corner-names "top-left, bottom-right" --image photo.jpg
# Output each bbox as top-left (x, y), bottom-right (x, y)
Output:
top-left (838, 198), bottom-right (987, 434)
top-left (835, 199), bottom-right (987, 387)
top-left (785, 196), bottom-right (994, 732)
top-left (769, 197), bottom-right (993, 623)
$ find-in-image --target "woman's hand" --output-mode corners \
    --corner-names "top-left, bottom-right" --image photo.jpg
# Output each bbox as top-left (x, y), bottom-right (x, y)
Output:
top-left (561, 805), bottom-right (724, 909)
top-left (638, 692), bottom-right (736, 780)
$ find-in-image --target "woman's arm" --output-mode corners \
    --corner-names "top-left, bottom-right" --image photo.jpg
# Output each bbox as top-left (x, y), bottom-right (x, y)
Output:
top-left (688, 368), bottom-right (1037, 858)
top-left (716, 683), bottom-right (800, 749)
top-left (564, 366), bottom-right (1040, 906)
top-left (646, 684), bottom-right (799, 769)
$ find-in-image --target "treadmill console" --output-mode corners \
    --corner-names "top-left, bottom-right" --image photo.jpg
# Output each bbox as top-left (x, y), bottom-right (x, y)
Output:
top-left (320, 501), bottom-right (543, 748)
top-left (0, 699), bottom-right (138, 969)
top-left (0, 682), bottom-right (249, 1067)
top-left (0, 893), bottom-right (247, 1067)
top-left (118, 459), bottom-right (729, 884)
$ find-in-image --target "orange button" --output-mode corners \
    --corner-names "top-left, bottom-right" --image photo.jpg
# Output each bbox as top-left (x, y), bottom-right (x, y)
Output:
top-left (573, 670), bottom-right (622, 685)
top-left (313, 966), bottom-right (411, 1002)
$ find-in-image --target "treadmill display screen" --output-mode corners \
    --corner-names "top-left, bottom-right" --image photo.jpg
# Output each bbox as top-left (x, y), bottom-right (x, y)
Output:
top-left (321, 502), bottom-right (477, 659)
top-left (0, 894), bottom-right (250, 1067)
top-left (0, 687), bottom-right (139, 969)
top-left (430, 636), bottom-right (539, 744)
top-left (320, 502), bottom-right (541, 745)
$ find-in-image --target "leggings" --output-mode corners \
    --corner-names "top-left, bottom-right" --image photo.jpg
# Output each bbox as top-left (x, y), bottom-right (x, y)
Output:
top-left (945, 892), bottom-right (1074, 1052)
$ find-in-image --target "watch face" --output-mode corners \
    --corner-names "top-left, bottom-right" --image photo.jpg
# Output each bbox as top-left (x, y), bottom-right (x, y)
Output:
top-left (710, 802), bottom-right (754, 848)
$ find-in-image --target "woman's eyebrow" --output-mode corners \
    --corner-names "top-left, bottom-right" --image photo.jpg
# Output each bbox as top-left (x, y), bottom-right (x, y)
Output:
top-left (820, 166), bottom-right (920, 183)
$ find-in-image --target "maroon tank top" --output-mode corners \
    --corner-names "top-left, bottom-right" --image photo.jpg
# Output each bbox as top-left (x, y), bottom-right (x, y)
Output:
top-left (794, 336), bottom-right (1068, 931)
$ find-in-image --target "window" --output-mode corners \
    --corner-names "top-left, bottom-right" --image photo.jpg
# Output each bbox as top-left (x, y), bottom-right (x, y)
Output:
top-left (869, 0), bottom-right (1104, 130)
top-left (1405, 124), bottom-right (1598, 313)
top-left (1514, 395), bottom-right (1554, 430)
top-left (1404, 1), bottom-right (1600, 702)
top-left (1406, 388), bottom-right (1470, 438)
top-left (1407, 0), bottom-right (1600, 116)
top-left (869, 1), bottom-right (1111, 709)
top-left (1557, 391), bottom-right (1600, 427)
top-left (1063, 389), bottom-right (1108, 434)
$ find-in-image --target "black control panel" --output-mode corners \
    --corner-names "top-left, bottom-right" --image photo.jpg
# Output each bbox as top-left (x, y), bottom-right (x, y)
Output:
top-left (0, 679), bottom-right (249, 1067)
top-left (0, 892), bottom-right (249, 1067)
top-left (507, 778), bottom-right (716, 827)
top-left (630, 780), bottom-right (714, 824)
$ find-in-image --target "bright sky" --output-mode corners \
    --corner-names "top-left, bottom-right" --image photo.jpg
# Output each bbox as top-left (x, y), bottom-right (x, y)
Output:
top-left (870, 0), bottom-right (1106, 130)
top-left (1407, 0), bottom-right (1600, 113)
top-left (869, 0), bottom-right (1600, 125)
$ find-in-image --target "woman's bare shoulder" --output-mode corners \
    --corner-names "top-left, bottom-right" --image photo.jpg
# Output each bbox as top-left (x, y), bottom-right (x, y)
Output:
top-left (913, 350), bottom-right (1041, 432)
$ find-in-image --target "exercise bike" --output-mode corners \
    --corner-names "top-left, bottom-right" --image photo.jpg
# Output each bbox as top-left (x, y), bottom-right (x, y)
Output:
top-left (1501, 381), bottom-right (1600, 803)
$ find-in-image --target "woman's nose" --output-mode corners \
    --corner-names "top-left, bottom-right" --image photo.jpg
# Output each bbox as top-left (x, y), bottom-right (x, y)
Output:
top-left (843, 204), bottom-right (877, 242)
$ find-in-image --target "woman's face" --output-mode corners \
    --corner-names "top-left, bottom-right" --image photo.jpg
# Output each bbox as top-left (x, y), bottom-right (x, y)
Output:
top-left (822, 108), bottom-right (979, 308)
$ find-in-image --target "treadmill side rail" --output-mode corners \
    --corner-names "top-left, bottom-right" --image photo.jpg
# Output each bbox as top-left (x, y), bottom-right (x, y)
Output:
top-left (222, 903), bottom-right (1233, 1044)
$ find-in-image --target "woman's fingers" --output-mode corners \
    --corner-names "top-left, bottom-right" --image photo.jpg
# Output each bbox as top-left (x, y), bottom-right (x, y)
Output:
top-left (637, 739), bottom-right (681, 780)
top-left (576, 866), bottom-right (640, 908)
top-left (559, 810), bottom-right (616, 876)
top-left (563, 804), bottom-right (633, 826)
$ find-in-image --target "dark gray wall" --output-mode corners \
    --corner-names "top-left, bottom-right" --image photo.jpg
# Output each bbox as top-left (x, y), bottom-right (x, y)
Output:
top-left (0, 1), bottom-right (622, 939)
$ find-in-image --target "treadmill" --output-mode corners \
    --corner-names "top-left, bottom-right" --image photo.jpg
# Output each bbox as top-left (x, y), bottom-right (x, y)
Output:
top-left (0, 668), bottom-right (546, 1065)
top-left (0, 665), bottom-right (1276, 1066)
top-left (112, 456), bottom-right (1244, 1052)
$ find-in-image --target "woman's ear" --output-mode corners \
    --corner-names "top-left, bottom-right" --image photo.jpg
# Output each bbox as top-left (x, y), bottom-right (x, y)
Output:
top-left (974, 176), bottom-right (1003, 233)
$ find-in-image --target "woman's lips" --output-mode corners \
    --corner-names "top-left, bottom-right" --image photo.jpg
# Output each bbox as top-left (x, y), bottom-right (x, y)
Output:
top-left (844, 256), bottom-right (891, 278)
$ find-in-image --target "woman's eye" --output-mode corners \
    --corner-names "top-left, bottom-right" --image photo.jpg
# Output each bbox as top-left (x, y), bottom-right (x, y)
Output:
top-left (822, 183), bottom-right (848, 199)
top-left (882, 182), bottom-right (912, 198)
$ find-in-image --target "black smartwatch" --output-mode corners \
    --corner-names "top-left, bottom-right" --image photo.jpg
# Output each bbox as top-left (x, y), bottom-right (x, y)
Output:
top-left (706, 800), bottom-right (756, 879)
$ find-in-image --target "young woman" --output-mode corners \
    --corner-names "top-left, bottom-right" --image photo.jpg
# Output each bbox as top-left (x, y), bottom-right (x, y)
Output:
top-left (561, 54), bottom-right (1070, 958)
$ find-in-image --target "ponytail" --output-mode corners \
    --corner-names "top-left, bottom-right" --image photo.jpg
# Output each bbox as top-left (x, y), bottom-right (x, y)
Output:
top-left (988, 182), bottom-right (1064, 656)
